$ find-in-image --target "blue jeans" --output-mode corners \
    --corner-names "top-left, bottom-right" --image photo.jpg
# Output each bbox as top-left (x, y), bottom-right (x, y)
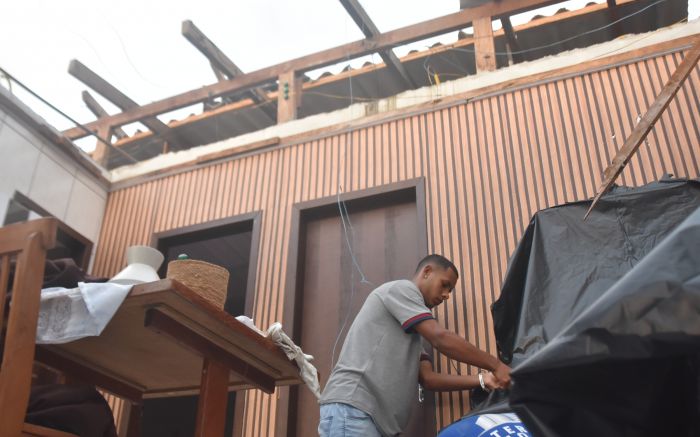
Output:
top-left (318, 403), bottom-right (382, 437)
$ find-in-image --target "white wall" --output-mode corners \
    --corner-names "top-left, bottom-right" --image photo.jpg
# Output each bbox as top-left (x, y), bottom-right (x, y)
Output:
top-left (0, 89), bottom-right (108, 251)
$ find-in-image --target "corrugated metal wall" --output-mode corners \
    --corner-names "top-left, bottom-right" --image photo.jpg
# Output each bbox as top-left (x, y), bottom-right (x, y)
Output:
top-left (95, 47), bottom-right (700, 435)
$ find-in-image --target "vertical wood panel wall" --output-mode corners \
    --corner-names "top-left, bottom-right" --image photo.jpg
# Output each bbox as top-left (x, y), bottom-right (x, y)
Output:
top-left (95, 47), bottom-right (700, 435)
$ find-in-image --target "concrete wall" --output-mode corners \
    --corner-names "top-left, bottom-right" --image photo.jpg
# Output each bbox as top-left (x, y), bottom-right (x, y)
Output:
top-left (0, 88), bottom-right (108, 254)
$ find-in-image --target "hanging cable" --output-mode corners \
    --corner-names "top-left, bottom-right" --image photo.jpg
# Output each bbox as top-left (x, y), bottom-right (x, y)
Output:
top-left (0, 66), bottom-right (138, 163)
top-left (453, 0), bottom-right (669, 57)
top-left (329, 13), bottom-right (380, 368)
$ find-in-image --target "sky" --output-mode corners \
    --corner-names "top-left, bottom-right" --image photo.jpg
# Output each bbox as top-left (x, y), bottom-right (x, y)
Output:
top-left (1, 0), bottom-right (697, 152)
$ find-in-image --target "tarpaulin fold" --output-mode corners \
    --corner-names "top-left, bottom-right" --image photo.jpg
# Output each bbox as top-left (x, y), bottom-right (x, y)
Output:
top-left (487, 177), bottom-right (700, 436)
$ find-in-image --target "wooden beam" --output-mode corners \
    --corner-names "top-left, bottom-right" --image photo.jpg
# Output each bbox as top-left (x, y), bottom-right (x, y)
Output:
top-left (34, 347), bottom-right (143, 404)
top-left (181, 20), bottom-right (275, 122)
top-left (460, 0), bottom-right (494, 8)
top-left (111, 33), bottom-right (700, 186)
top-left (474, 16), bottom-right (497, 72)
top-left (92, 124), bottom-right (112, 167)
top-left (277, 71), bottom-right (301, 123)
top-left (68, 60), bottom-right (187, 148)
top-left (144, 308), bottom-right (276, 394)
top-left (194, 359), bottom-right (229, 437)
top-left (109, 0), bottom-right (630, 150)
top-left (62, 0), bottom-right (561, 139)
top-left (81, 91), bottom-right (127, 139)
top-left (210, 62), bottom-right (226, 82)
top-left (69, 60), bottom-right (142, 111)
top-left (585, 37), bottom-right (700, 219)
top-left (0, 70), bottom-right (135, 172)
top-left (501, 17), bottom-right (524, 64)
top-left (607, 0), bottom-right (624, 39)
top-left (339, 0), bottom-right (416, 88)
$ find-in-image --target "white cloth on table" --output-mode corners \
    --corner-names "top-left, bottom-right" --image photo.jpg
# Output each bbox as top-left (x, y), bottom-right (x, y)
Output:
top-left (235, 316), bottom-right (321, 399)
top-left (36, 282), bottom-right (133, 344)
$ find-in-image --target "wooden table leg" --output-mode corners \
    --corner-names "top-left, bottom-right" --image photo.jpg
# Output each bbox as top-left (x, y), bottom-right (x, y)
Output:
top-left (194, 358), bottom-right (229, 437)
top-left (124, 402), bottom-right (142, 437)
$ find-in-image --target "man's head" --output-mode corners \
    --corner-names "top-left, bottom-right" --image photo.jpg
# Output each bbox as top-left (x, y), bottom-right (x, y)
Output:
top-left (413, 254), bottom-right (459, 308)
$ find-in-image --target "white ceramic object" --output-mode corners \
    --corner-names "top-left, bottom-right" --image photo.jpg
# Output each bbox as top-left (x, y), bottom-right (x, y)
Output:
top-left (109, 245), bottom-right (164, 285)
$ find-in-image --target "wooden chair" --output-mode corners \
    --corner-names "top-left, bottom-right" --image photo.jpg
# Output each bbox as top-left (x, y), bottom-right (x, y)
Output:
top-left (0, 218), bottom-right (78, 437)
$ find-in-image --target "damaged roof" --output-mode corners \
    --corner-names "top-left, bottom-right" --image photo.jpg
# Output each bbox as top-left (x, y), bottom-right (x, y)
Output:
top-left (77, 0), bottom-right (688, 169)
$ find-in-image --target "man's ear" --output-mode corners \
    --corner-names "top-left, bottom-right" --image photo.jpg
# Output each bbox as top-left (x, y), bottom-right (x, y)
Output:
top-left (422, 264), bottom-right (433, 278)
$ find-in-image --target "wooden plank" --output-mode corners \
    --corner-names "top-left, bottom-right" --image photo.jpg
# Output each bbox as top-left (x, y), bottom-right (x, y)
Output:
top-left (0, 255), bottom-right (9, 331)
top-left (92, 124), bottom-right (112, 167)
top-left (124, 403), bottom-right (142, 437)
top-left (607, 0), bottom-right (623, 38)
top-left (106, 0), bottom-right (638, 153)
top-left (461, 0), bottom-right (493, 7)
top-left (110, 34), bottom-right (700, 187)
top-left (68, 60), bottom-right (186, 148)
top-left (0, 75), bottom-right (124, 175)
top-left (181, 20), bottom-right (275, 122)
top-left (0, 231), bottom-right (50, 436)
top-left (211, 62), bottom-right (227, 82)
top-left (62, 0), bottom-right (561, 139)
top-left (43, 280), bottom-right (300, 399)
top-left (82, 91), bottom-right (128, 139)
top-left (339, 0), bottom-right (416, 88)
top-left (34, 347), bottom-right (144, 403)
top-left (144, 308), bottom-right (276, 393)
top-left (474, 16), bottom-right (497, 72)
top-left (69, 60), bottom-right (136, 109)
top-left (182, 20), bottom-right (269, 104)
top-left (501, 17), bottom-right (524, 64)
top-left (277, 71), bottom-right (301, 123)
top-left (0, 218), bottom-right (57, 254)
top-left (107, 0), bottom-right (641, 150)
top-left (585, 37), bottom-right (700, 219)
top-left (194, 359), bottom-right (229, 437)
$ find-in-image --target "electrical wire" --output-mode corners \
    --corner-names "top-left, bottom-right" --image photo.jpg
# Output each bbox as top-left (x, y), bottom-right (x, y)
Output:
top-left (588, 14), bottom-right (688, 61)
top-left (96, 8), bottom-right (172, 91)
top-left (0, 66), bottom-right (138, 163)
top-left (452, 0), bottom-right (670, 57)
top-left (329, 13), bottom-right (379, 368)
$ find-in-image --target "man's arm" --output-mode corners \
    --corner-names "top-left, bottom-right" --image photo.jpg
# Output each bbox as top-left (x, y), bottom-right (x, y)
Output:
top-left (414, 319), bottom-right (511, 385)
top-left (418, 360), bottom-right (499, 391)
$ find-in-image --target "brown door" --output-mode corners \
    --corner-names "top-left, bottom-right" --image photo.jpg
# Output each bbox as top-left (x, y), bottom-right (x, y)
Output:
top-left (293, 188), bottom-right (435, 436)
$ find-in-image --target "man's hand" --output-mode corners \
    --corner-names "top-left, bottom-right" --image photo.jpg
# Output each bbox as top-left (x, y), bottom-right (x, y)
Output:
top-left (491, 361), bottom-right (511, 389)
top-left (482, 372), bottom-right (499, 391)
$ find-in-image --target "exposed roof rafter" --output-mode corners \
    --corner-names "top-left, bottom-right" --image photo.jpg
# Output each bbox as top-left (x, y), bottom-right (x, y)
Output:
top-left (585, 37), bottom-right (700, 218)
top-left (61, 0), bottom-right (564, 140)
top-left (181, 20), bottom-right (275, 122)
top-left (81, 91), bottom-right (128, 139)
top-left (339, 0), bottom-right (417, 88)
top-left (501, 17), bottom-right (525, 63)
top-left (68, 60), bottom-right (188, 149)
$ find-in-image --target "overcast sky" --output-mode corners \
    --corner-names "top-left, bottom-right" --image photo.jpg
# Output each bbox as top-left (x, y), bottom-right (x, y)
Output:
top-left (1, 0), bottom-right (696, 152)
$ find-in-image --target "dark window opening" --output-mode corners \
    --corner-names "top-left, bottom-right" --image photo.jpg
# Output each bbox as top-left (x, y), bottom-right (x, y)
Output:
top-left (156, 219), bottom-right (253, 316)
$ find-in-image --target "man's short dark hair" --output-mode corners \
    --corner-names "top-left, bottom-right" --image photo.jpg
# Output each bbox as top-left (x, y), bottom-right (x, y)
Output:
top-left (415, 254), bottom-right (459, 278)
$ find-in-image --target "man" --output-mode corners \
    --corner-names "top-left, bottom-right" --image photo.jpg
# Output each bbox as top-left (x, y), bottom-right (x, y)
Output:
top-left (319, 254), bottom-right (511, 436)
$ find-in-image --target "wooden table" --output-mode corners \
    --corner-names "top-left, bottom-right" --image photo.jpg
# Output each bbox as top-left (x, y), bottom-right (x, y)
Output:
top-left (35, 279), bottom-right (303, 436)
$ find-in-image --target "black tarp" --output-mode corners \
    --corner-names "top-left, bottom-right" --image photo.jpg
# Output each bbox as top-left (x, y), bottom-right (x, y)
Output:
top-left (487, 177), bottom-right (700, 436)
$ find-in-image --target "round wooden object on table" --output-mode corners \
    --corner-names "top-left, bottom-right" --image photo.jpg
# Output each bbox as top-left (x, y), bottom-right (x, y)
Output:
top-left (166, 259), bottom-right (229, 309)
